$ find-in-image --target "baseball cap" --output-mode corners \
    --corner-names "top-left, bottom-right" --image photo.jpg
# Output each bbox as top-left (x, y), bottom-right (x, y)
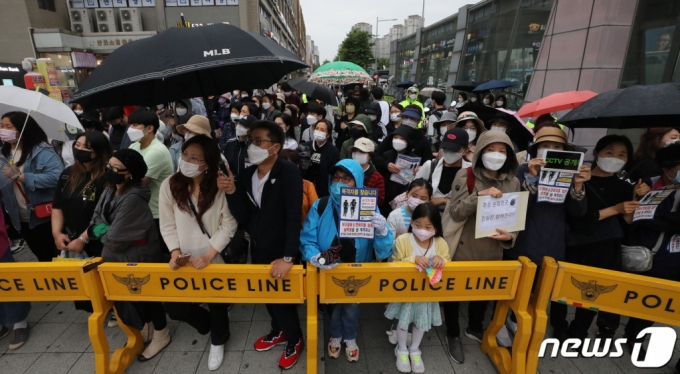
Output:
top-left (348, 119), bottom-right (367, 132)
top-left (177, 115), bottom-right (212, 138)
top-left (440, 128), bottom-right (469, 152)
top-left (350, 137), bottom-right (375, 153)
top-left (399, 108), bottom-right (421, 121)
top-left (238, 115), bottom-right (258, 128)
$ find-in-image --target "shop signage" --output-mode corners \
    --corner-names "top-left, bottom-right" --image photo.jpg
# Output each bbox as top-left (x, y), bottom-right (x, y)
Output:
top-left (82, 34), bottom-right (154, 50)
top-left (0, 66), bottom-right (21, 72)
top-left (71, 52), bottom-right (97, 68)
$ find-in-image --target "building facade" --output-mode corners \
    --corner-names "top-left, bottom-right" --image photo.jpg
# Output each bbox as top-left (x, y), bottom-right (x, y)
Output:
top-left (352, 22), bottom-right (373, 36)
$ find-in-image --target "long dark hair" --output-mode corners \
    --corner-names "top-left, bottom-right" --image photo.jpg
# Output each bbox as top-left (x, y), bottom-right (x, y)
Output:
top-left (1, 112), bottom-right (49, 166)
top-left (273, 113), bottom-right (295, 140)
top-left (634, 128), bottom-right (678, 160)
top-left (408, 202), bottom-right (443, 237)
top-left (169, 135), bottom-right (220, 223)
top-left (66, 132), bottom-right (112, 196)
top-left (407, 178), bottom-right (433, 199)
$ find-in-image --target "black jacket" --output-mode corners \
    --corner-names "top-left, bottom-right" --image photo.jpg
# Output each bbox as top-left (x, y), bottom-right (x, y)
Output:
top-left (226, 158), bottom-right (302, 262)
top-left (223, 139), bottom-right (249, 179)
top-left (372, 126), bottom-right (432, 172)
top-left (303, 140), bottom-right (340, 198)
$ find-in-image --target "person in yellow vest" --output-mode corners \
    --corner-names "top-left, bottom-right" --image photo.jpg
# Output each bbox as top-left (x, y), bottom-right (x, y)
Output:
top-left (527, 114), bottom-right (564, 132)
top-left (399, 87), bottom-right (425, 123)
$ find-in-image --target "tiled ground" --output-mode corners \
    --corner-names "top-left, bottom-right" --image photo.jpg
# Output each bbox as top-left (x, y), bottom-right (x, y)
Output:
top-left (2, 248), bottom-right (680, 373)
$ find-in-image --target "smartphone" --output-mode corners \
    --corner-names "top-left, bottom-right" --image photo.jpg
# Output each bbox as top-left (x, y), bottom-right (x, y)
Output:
top-left (219, 160), bottom-right (229, 175)
top-left (175, 253), bottom-right (191, 266)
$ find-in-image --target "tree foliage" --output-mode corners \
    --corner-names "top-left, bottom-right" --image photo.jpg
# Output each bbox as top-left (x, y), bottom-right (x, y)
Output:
top-left (338, 29), bottom-right (375, 70)
top-left (322, 59), bottom-right (331, 65)
top-left (377, 58), bottom-right (390, 69)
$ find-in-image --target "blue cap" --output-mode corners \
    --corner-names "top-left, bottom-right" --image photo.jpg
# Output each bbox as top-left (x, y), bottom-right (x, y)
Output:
top-left (399, 108), bottom-right (421, 120)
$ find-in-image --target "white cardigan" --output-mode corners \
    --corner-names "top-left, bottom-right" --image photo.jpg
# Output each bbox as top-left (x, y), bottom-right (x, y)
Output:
top-left (159, 177), bottom-right (238, 264)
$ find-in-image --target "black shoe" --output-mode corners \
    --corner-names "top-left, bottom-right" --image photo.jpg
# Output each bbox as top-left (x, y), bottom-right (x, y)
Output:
top-left (553, 328), bottom-right (569, 344)
top-left (595, 328), bottom-right (616, 354)
top-left (0, 325), bottom-right (9, 339)
top-left (624, 336), bottom-right (646, 361)
top-left (464, 327), bottom-right (483, 343)
top-left (447, 336), bottom-right (464, 363)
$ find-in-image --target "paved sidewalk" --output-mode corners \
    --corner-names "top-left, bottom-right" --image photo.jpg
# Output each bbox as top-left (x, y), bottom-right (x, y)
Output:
top-left (2, 248), bottom-right (680, 373)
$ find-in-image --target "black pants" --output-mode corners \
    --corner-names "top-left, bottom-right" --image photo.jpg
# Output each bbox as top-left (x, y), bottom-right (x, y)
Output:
top-left (550, 302), bottom-right (619, 339)
top-left (134, 301), bottom-right (167, 331)
top-left (154, 219), bottom-right (169, 259)
top-left (443, 300), bottom-right (490, 337)
top-left (20, 221), bottom-right (58, 262)
top-left (166, 302), bottom-right (231, 345)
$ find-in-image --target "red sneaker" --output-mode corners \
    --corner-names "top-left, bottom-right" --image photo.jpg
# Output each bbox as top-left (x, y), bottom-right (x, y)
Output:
top-left (254, 330), bottom-right (286, 351)
top-left (279, 338), bottom-right (304, 370)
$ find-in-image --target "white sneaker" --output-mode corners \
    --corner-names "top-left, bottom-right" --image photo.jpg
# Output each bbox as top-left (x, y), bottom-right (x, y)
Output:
top-left (208, 344), bottom-right (224, 371)
top-left (387, 326), bottom-right (412, 346)
top-left (496, 325), bottom-right (512, 348)
top-left (409, 350), bottom-right (425, 373)
top-left (107, 314), bottom-right (118, 328)
top-left (506, 315), bottom-right (518, 334)
top-left (10, 239), bottom-right (25, 254)
top-left (395, 346), bottom-right (411, 373)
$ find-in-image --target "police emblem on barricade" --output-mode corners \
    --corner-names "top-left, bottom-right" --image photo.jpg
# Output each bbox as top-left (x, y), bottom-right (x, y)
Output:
top-left (571, 276), bottom-right (617, 301)
top-left (332, 276), bottom-right (372, 296)
top-left (113, 274), bottom-right (150, 294)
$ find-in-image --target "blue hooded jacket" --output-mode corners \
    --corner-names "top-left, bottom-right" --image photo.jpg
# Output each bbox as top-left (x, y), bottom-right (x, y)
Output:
top-left (300, 159), bottom-right (393, 262)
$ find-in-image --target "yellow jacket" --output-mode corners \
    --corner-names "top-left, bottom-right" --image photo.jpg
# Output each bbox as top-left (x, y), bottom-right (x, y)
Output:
top-left (391, 233), bottom-right (451, 264)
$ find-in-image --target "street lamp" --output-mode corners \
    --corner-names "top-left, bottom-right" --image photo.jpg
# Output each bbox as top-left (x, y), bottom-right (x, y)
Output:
top-left (375, 18), bottom-right (397, 73)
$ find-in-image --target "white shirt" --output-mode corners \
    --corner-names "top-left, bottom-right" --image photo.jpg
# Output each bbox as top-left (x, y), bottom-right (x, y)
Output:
top-left (408, 233), bottom-right (437, 259)
top-left (283, 137), bottom-right (298, 150)
top-left (251, 170), bottom-right (271, 207)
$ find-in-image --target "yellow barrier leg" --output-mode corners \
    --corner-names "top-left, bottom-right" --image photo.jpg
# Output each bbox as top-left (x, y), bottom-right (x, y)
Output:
top-left (526, 257), bottom-right (558, 374)
top-left (306, 263), bottom-right (318, 374)
top-left (481, 256), bottom-right (537, 374)
top-left (81, 267), bottom-right (113, 374)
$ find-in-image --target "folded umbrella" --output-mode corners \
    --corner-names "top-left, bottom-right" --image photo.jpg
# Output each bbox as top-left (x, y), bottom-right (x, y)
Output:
top-left (396, 81), bottom-right (416, 88)
top-left (559, 83), bottom-right (680, 129)
top-left (0, 85), bottom-right (83, 142)
top-left (517, 90), bottom-right (597, 118)
top-left (452, 80), bottom-right (481, 92)
top-left (473, 80), bottom-right (517, 92)
top-left (72, 23), bottom-right (307, 109)
top-left (287, 78), bottom-right (335, 105)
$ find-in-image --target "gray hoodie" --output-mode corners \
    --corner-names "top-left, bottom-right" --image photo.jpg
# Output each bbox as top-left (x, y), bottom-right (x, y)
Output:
top-left (90, 184), bottom-right (160, 263)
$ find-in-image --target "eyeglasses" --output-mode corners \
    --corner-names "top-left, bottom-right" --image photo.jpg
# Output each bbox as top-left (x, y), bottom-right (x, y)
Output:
top-left (331, 174), bottom-right (353, 184)
top-left (107, 163), bottom-right (128, 173)
top-left (181, 151), bottom-right (204, 164)
top-left (246, 138), bottom-right (274, 147)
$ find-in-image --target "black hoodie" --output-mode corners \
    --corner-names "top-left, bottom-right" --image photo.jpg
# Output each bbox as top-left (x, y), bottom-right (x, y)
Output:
top-left (303, 138), bottom-right (340, 198)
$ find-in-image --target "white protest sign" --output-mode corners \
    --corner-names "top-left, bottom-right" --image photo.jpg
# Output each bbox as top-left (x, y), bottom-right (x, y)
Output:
top-left (475, 192), bottom-right (529, 238)
top-left (338, 187), bottom-right (378, 239)
top-left (633, 186), bottom-right (676, 222)
top-left (390, 155), bottom-right (421, 186)
top-left (537, 171), bottom-right (574, 203)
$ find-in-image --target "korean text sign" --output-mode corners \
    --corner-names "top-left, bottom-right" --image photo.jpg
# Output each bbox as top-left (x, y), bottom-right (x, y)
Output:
top-left (338, 188), bottom-right (378, 239)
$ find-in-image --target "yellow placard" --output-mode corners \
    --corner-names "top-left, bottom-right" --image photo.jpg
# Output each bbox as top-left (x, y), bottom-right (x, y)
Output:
top-left (97, 263), bottom-right (306, 304)
top-left (551, 262), bottom-right (680, 326)
top-left (0, 261), bottom-right (89, 301)
top-left (319, 261), bottom-right (522, 303)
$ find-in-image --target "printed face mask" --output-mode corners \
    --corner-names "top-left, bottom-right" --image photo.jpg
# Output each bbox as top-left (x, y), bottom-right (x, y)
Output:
top-left (482, 152), bottom-right (507, 171)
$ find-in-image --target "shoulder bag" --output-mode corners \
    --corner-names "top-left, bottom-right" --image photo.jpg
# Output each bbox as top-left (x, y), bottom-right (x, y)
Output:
top-left (188, 198), bottom-right (247, 264)
top-left (15, 181), bottom-right (52, 219)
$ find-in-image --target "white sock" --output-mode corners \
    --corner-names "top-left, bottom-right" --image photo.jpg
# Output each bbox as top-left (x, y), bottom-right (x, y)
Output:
top-left (397, 328), bottom-right (409, 351)
top-left (14, 319), bottom-right (27, 330)
top-left (409, 326), bottom-right (425, 352)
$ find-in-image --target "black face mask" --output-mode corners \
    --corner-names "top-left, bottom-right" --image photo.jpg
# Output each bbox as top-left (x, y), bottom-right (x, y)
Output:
top-left (105, 168), bottom-right (126, 185)
top-left (73, 148), bottom-right (94, 163)
top-left (350, 128), bottom-right (367, 140)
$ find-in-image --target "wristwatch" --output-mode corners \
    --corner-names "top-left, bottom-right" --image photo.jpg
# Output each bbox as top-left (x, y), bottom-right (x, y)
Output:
top-left (78, 236), bottom-right (89, 244)
top-left (283, 256), bottom-right (294, 263)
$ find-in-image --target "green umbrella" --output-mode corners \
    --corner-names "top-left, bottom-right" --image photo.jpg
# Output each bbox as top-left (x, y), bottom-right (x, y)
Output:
top-left (308, 61), bottom-right (372, 85)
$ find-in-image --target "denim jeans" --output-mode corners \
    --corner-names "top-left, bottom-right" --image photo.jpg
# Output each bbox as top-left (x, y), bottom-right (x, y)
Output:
top-left (329, 303), bottom-right (361, 340)
top-left (0, 248), bottom-right (31, 325)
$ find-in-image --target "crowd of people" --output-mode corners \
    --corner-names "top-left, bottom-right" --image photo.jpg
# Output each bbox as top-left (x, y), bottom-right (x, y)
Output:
top-left (0, 83), bottom-right (678, 373)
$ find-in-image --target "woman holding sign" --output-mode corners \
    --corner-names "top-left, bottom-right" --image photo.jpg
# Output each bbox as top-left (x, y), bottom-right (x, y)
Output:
top-left (441, 130), bottom-right (520, 364)
top-left (555, 135), bottom-right (648, 343)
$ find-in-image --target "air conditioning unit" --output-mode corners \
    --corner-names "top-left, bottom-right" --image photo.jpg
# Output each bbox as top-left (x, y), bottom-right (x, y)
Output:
top-left (119, 8), bottom-right (142, 32)
top-left (95, 8), bottom-right (118, 33)
top-left (68, 7), bottom-right (94, 34)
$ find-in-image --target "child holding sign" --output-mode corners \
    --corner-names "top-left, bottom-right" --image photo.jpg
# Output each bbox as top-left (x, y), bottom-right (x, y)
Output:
top-left (385, 202), bottom-right (450, 373)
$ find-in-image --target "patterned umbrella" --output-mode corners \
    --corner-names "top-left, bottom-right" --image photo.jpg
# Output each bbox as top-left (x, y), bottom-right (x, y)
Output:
top-left (309, 61), bottom-right (372, 86)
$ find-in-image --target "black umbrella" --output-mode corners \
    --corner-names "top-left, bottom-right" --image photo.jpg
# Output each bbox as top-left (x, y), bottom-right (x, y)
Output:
top-left (457, 102), bottom-right (497, 123)
top-left (457, 103), bottom-right (534, 151)
top-left (397, 81), bottom-right (416, 88)
top-left (558, 83), bottom-right (680, 129)
top-left (72, 24), bottom-right (307, 109)
top-left (452, 80), bottom-right (481, 92)
top-left (287, 78), bottom-right (335, 105)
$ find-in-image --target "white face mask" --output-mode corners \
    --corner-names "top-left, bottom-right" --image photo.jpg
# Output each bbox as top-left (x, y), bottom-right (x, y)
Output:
top-left (178, 158), bottom-right (204, 178)
top-left (470, 97), bottom-right (477, 103)
top-left (157, 104), bottom-right (165, 110)
top-left (230, 113), bottom-right (240, 121)
top-left (127, 127), bottom-right (145, 143)
top-left (401, 118), bottom-right (417, 128)
top-left (440, 126), bottom-right (448, 135)
top-left (458, 97), bottom-right (463, 102)
top-left (392, 139), bottom-right (408, 152)
top-left (482, 152), bottom-right (507, 171)
top-left (346, 105), bottom-right (355, 114)
top-left (465, 129), bottom-right (477, 142)
top-left (284, 91), bottom-right (291, 97)
top-left (247, 144), bottom-right (273, 165)
top-left (184, 132), bottom-right (195, 141)
top-left (483, 99), bottom-right (491, 105)
top-left (390, 113), bottom-right (400, 122)
top-left (241, 93), bottom-right (249, 98)
top-left (306, 115), bottom-right (318, 126)
top-left (665, 139), bottom-right (679, 147)
top-left (235, 124), bottom-right (248, 137)
top-left (490, 126), bottom-right (506, 133)
top-left (443, 150), bottom-right (464, 164)
top-left (233, 90), bottom-right (240, 96)
top-left (175, 108), bottom-right (187, 116)
top-left (277, 99), bottom-right (284, 107)
top-left (596, 157), bottom-right (626, 174)
top-left (262, 102), bottom-right (271, 110)
top-left (407, 196), bottom-right (424, 211)
top-left (337, 92), bottom-right (342, 97)
top-left (368, 115), bottom-right (377, 122)
top-left (313, 130), bottom-right (327, 142)
top-left (74, 110), bottom-right (83, 115)
top-left (409, 94), bottom-right (417, 100)
top-left (496, 100), bottom-right (504, 107)
top-left (352, 151), bottom-right (369, 165)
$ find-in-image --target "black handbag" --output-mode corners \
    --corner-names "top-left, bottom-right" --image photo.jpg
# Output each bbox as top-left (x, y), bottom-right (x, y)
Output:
top-left (188, 199), bottom-right (248, 264)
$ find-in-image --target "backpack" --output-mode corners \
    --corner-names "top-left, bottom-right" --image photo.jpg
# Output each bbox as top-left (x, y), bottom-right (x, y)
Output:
top-left (428, 160), bottom-right (475, 194)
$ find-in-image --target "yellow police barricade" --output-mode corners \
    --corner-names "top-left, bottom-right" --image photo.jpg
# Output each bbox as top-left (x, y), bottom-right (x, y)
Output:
top-left (96, 263), bottom-right (308, 370)
top-left (0, 258), bottom-right (143, 374)
top-left (527, 258), bottom-right (680, 374)
top-left (314, 257), bottom-right (537, 374)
